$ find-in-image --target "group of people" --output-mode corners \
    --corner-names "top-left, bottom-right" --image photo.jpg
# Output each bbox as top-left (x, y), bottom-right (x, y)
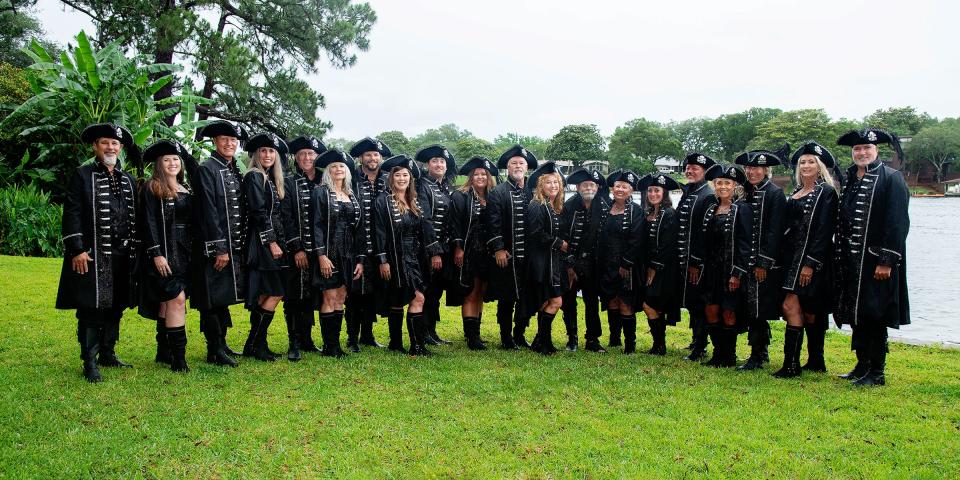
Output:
top-left (55, 121), bottom-right (910, 388)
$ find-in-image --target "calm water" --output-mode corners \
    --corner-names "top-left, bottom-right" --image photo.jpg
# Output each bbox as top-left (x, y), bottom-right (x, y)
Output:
top-left (565, 193), bottom-right (960, 346)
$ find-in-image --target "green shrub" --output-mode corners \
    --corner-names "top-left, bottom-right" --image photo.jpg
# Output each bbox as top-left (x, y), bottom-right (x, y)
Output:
top-left (0, 183), bottom-right (62, 257)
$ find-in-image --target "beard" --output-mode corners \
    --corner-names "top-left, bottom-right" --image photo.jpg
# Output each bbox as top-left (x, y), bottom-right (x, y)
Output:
top-left (580, 191), bottom-right (596, 201)
top-left (102, 154), bottom-right (118, 167)
top-left (509, 171), bottom-right (525, 183)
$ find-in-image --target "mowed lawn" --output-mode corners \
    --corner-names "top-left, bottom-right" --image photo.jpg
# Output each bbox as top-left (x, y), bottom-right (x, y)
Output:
top-left (0, 255), bottom-right (958, 478)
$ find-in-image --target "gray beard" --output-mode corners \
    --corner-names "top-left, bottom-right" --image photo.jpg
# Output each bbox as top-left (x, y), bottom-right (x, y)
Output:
top-left (102, 155), bottom-right (118, 167)
top-left (580, 191), bottom-right (596, 201)
top-left (509, 172), bottom-right (525, 184)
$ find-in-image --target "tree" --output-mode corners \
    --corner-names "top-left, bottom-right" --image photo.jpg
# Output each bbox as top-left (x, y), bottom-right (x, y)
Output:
top-left (701, 107), bottom-right (782, 161)
top-left (544, 124), bottom-right (605, 166)
top-left (376, 130), bottom-right (411, 156)
top-left (668, 117), bottom-right (714, 156)
top-left (59, 0), bottom-right (377, 137)
top-left (492, 133), bottom-right (550, 159)
top-left (865, 106), bottom-right (937, 136)
top-left (0, 0), bottom-right (57, 67)
top-left (907, 119), bottom-right (960, 184)
top-left (410, 123), bottom-right (475, 151)
top-left (607, 118), bottom-right (681, 174)
top-left (453, 137), bottom-right (497, 163)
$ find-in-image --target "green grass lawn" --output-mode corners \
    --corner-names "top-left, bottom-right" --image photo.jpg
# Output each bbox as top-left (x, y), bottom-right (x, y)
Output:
top-left (1, 255), bottom-right (958, 478)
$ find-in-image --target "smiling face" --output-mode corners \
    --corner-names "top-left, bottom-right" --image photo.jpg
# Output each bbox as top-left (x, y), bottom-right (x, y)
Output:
top-left (714, 178), bottom-right (736, 202)
top-left (390, 167), bottom-right (411, 193)
top-left (507, 156), bottom-right (528, 182)
top-left (360, 151), bottom-right (382, 172)
top-left (611, 180), bottom-right (633, 202)
top-left (327, 161), bottom-right (347, 182)
top-left (539, 173), bottom-right (561, 200)
top-left (685, 164), bottom-right (706, 183)
top-left (427, 157), bottom-right (447, 180)
top-left (295, 149), bottom-right (317, 172)
top-left (852, 143), bottom-right (879, 167)
top-left (213, 135), bottom-right (238, 159)
top-left (470, 168), bottom-right (489, 190)
top-left (93, 138), bottom-right (123, 166)
top-left (646, 185), bottom-right (664, 206)
top-left (158, 154), bottom-right (182, 178)
top-left (744, 166), bottom-right (767, 185)
top-left (577, 180), bottom-right (598, 201)
top-left (797, 154), bottom-right (820, 181)
top-left (257, 147), bottom-right (277, 170)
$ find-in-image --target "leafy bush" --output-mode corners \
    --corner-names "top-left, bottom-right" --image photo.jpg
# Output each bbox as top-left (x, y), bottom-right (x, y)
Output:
top-left (0, 183), bottom-right (62, 257)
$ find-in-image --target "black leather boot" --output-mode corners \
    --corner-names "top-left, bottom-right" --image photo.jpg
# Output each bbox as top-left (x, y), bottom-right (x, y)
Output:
top-left (360, 307), bottom-right (384, 348)
top-left (321, 311), bottom-right (347, 358)
top-left (622, 313), bottom-right (637, 354)
top-left (704, 324), bottom-right (723, 367)
top-left (202, 316), bottom-right (238, 367)
top-left (773, 325), bottom-right (803, 378)
top-left (78, 318), bottom-right (102, 383)
top-left (387, 309), bottom-right (406, 353)
top-left (218, 308), bottom-right (241, 357)
top-left (155, 321), bottom-right (171, 364)
top-left (562, 310), bottom-right (578, 351)
top-left (463, 316), bottom-right (486, 350)
top-left (423, 307), bottom-right (443, 346)
top-left (534, 311), bottom-right (558, 355)
top-left (248, 308), bottom-right (277, 362)
top-left (737, 322), bottom-right (768, 371)
top-left (409, 311), bottom-right (433, 356)
top-left (802, 324), bottom-right (827, 372)
top-left (512, 311), bottom-right (531, 349)
top-left (345, 306), bottom-right (361, 353)
top-left (285, 309), bottom-right (301, 362)
top-left (500, 320), bottom-right (518, 350)
top-left (721, 326), bottom-right (739, 367)
top-left (166, 325), bottom-right (190, 373)
top-left (300, 310), bottom-right (322, 353)
top-left (839, 350), bottom-right (870, 380)
top-left (98, 313), bottom-right (132, 368)
top-left (853, 331), bottom-right (887, 387)
top-left (584, 339), bottom-right (607, 353)
top-left (607, 311), bottom-right (622, 347)
top-left (647, 317), bottom-right (666, 356)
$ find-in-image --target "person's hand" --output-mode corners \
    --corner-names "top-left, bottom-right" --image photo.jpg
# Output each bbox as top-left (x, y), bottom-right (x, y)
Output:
top-left (687, 266), bottom-right (700, 284)
top-left (495, 249), bottom-right (510, 268)
top-left (269, 242), bottom-right (283, 260)
top-left (754, 266), bottom-right (767, 283)
top-left (294, 251), bottom-right (308, 269)
top-left (154, 256), bottom-right (172, 277)
top-left (454, 248), bottom-right (464, 268)
top-left (728, 276), bottom-right (741, 291)
top-left (619, 267), bottom-right (630, 280)
top-left (352, 263), bottom-right (363, 280)
top-left (214, 253), bottom-right (230, 271)
top-left (874, 265), bottom-right (892, 280)
top-left (560, 240), bottom-right (569, 253)
top-left (379, 263), bottom-right (391, 281)
top-left (431, 255), bottom-right (442, 271)
top-left (318, 255), bottom-right (334, 279)
top-left (646, 268), bottom-right (655, 286)
top-left (567, 267), bottom-right (577, 289)
top-left (72, 252), bottom-right (92, 275)
top-left (799, 266), bottom-right (814, 287)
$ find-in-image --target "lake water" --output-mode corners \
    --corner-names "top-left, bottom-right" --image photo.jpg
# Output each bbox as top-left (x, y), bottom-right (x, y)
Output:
top-left (565, 192), bottom-right (960, 346)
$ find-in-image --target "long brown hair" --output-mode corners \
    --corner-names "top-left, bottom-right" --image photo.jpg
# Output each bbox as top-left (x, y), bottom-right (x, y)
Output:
top-left (389, 166), bottom-right (421, 216)
top-left (532, 172), bottom-right (564, 213)
top-left (147, 154), bottom-right (185, 199)
top-left (458, 167), bottom-right (497, 198)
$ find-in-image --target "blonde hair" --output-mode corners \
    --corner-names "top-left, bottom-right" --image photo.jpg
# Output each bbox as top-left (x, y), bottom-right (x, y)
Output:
top-left (793, 154), bottom-right (837, 190)
top-left (532, 172), bottom-right (564, 214)
top-left (459, 167), bottom-right (497, 196)
top-left (389, 166), bottom-right (421, 216)
top-left (247, 147), bottom-right (285, 199)
top-left (321, 162), bottom-right (354, 196)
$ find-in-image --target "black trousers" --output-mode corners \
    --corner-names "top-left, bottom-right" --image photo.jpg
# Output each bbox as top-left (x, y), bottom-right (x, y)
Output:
top-left (561, 274), bottom-right (601, 341)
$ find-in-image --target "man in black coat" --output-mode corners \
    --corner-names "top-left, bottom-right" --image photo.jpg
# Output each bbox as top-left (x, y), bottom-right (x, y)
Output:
top-left (56, 123), bottom-right (139, 382)
top-left (835, 128), bottom-right (910, 386)
top-left (676, 153), bottom-right (718, 361)
top-left (485, 145), bottom-right (538, 349)
top-left (415, 144), bottom-right (457, 345)
top-left (734, 147), bottom-right (788, 371)
top-left (559, 168), bottom-right (608, 352)
top-left (191, 120), bottom-right (248, 367)
top-left (280, 136), bottom-right (326, 361)
top-left (346, 137), bottom-right (392, 351)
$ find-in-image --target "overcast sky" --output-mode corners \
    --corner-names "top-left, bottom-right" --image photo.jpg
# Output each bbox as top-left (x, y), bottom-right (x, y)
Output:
top-left (35, 0), bottom-right (959, 141)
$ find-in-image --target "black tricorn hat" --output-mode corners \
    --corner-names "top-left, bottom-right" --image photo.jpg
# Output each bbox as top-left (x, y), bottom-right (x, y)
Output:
top-left (682, 152), bottom-right (717, 170)
top-left (415, 144), bottom-right (457, 179)
top-left (458, 156), bottom-right (498, 177)
top-left (708, 163), bottom-right (747, 185)
top-left (143, 139), bottom-right (193, 164)
top-left (837, 127), bottom-right (904, 160)
top-left (790, 141), bottom-right (836, 168)
top-left (606, 169), bottom-right (640, 189)
top-left (734, 143), bottom-right (788, 168)
top-left (80, 123), bottom-right (134, 148)
top-left (381, 154), bottom-right (422, 179)
top-left (288, 136), bottom-right (326, 155)
top-left (497, 144), bottom-right (538, 170)
top-left (316, 149), bottom-right (355, 171)
top-left (245, 132), bottom-right (288, 154)
top-left (566, 168), bottom-right (604, 186)
top-left (638, 173), bottom-right (682, 192)
top-left (526, 161), bottom-right (564, 193)
top-left (349, 137), bottom-right (392, 158)
top-left (198, 120), bottom-right (247, 140)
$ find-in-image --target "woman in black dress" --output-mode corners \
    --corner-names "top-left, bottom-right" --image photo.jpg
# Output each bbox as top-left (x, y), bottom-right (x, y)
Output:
top-left (774, 142), bottom-right (839, 378)
top-left (637, 173), bottom-right (681, 356)
top-left (521, 162), bottom-right (569, 355)
top-left (373, 155), bottom-right (442, 356)
top-left (139, 140), bottom-right (198, 372)
top-left (598, 170), bottom-right (644, 354)
top-left (448, 156), bottom-right (498, 350)
top-left (697, 165), bottom-right (752, 367)
top-left (241, 133), bottom-right (288, 361)
top-left (312, 149), bottom-right (366, 357)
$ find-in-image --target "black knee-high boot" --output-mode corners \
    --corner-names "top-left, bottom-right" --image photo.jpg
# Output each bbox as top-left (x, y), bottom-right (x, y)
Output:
top-left (218, 307), bottom-right (240, 357)
top-left (608, 311), bottom-right (622, 347)
top-left (300, 309), bottom-right (322, 353)
top-left (534, 310), bottom-right (558, 355)
top-left (155, 321), bottom-right (171, 364)
top-left (773, 325), bottom-right (803, 378)
top-left (77, 314), bottom-right (102, 382)
top-left (497, 302), bottom-right (518, 350)
top-left (840, 326), bottom-right (871, 380)
top-left (247, 307), bottom-right (277, 362)
top-left (98, 310), bottom-right (131, 368)
top-left (562, 308), bottom-right (578, 352)
top-left (853, 328), bottom-right (887, 387)
top-left (802, 324), bottom-right (826, 372)
top-left (321, 311), bottom-right (347, 358)
top-left (647, 317), bottom-right (666, 355)
top-left (722, 326), bottom-right (739, 367)
top-left (408, 311), bottom-right (432, 356)
top-left (685, 313), bottom-right (709, 361)
top-left (738, 319), bottom-right (770, 371)
top-left (387, 309), bottom-right (406, 353)
top-left (284, 307), bottom-right (301, 362)
top-left (360, 303), bottom-right (383, 347)
top-left (704, 323), bottom-right (723, 367)
top-left (622, 313), bottom-right (637, 354)
top-left (201, 313), bottom-right (237, 367)
top-left (166, 325), bottom-right (190, 373)
top-left (463, 316), bottom-right (486, 350)
top-left (345, 304), bottom-right (361, 352)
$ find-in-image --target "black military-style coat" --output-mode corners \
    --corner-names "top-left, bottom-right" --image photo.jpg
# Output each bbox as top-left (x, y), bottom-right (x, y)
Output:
top-left (560, 193), bottom-right (608, 287)
top-left (597, 200), bottom-right (645, 307)
top-left (519, 200), bottom-right (569, 318)
top-left (742, 178), bottom-right (787, 320)
top-left (484, 177), bottom-right (532, 302)
top-left (641, 206), bottom-right (681, 322)
top-left (448, 189), bottom-right (493, 304)
top-left (697, 201), bottom-right (753, 315)
top-left (56, 161), bottom-right (139, 310)
top-left (281, 167), bottom-right (322, 300)
top-left (416, 175), bottom-right (455, 254)
top-left (351, 169), bottom-right (388, 295)
top-left (676, 179), bottom-right (717, 309)
top-left (372, 194), bottom-right (441, 314)
top-left (311, 184), bottom-right (366, 290)
top-left (836, 160), bottom-right (910, 328)
top-left (191, 152), bottom-right (246, 309)
top-left (781, 182), bottom-right (838, 315)
top-left (242, 171), bottom-right (287, 271)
